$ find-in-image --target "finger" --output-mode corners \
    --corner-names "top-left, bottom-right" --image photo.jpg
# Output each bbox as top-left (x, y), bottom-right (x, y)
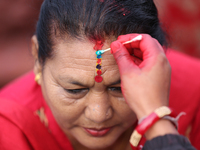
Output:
top-left (117, 34), bottom-right (141, 50)
top-left (131, 55), bottom-right (142, 66)
top-left (117, 34), bottom-right (165, 69)
top-left (118, 34), bottom-right (163, 54)
top-left (110, 40), bottom-right (139, 74)
top-left (133, 48), bottom-right (143, 60)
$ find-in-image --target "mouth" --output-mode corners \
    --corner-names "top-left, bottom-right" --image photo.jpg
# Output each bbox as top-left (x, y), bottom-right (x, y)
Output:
top-left (83, 127), bottom-right (112, 137)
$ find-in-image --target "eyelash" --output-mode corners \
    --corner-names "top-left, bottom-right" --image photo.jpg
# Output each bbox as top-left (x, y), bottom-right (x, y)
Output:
top-left (64, 87), bottom-right (121, 95)
top-left (108, 87), bottom-right (122, 92)
top-left (65, 88), bottom-right (89, 94)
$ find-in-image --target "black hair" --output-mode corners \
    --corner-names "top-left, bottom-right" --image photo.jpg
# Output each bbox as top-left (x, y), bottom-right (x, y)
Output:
top-left (36, 0), bottom-right (166, 63)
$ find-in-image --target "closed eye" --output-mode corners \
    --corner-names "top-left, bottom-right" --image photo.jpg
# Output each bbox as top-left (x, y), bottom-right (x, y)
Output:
top-left (108, 87), bottom-right (122, 93)
top-left (65, 88), bottom-right (89, 94)
top-left (63, 88), bottom-right (89, 99)
top-left (108, 87), bottom-right (123, 97)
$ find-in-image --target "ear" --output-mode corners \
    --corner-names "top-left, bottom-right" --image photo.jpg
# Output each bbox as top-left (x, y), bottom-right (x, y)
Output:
top-left (31, 35), bottom-right (42, 84)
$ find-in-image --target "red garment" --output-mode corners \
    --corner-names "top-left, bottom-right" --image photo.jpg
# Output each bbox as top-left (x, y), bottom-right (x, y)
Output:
top-left (0, 73), bottom-right (73, 150)
top-left (166, 49), bottom-right (200, 150)
top-left (0, 49), bottom-right (200, 150)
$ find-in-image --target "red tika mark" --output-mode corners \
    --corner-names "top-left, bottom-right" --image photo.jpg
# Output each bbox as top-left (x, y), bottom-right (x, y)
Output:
top-left (94, 40), bottom-right (104, 83)
top-left (93, 40), bottom-right (104, 50)
top-left (95, 75), bottom-right (103, 83)
top-left (97, 70), bottom-right (102, 75)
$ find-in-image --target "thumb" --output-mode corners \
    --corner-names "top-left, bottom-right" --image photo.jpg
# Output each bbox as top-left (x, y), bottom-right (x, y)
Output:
top-left (110, 40), bottom-right (139, 74)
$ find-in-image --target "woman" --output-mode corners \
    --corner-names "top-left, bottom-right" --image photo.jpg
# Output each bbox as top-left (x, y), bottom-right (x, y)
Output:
top-left (0, 0), bottom-right (196, 149)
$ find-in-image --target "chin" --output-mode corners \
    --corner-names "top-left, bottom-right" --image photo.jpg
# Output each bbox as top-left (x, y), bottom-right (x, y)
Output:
top-left (78, 136), bottom-right (117, 150)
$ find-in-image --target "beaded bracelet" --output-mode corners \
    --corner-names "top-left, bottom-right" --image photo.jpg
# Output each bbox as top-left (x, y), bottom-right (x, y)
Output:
top-left (129, 106), bottom-right (177, 148)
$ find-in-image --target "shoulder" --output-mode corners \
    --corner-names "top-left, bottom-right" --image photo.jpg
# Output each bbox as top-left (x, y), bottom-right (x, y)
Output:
top-left (0, 72), bottom-right (65, 150)
top-left (167, 49), bottom-right (200, 101)
top-left (0, 116), bottom-right (32, 150)
top-left (166, 49), bottom-right (200, 102)
top-left (0, 97), bottom-right (62, 150)
top-left (166, 49), bottom-right (200, 104)
top-left (166, 49), bottom-right (200, 149)
top-left (0, 71), bottom-right (44, 111)
top-left (166, 49), bottom-right (200, 75)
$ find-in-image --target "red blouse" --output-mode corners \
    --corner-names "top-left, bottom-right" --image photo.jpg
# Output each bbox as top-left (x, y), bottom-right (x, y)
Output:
top-left (0, 72), bottom-right (73, 150)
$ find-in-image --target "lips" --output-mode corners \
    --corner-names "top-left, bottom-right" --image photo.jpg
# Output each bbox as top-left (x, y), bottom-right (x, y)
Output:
top-left (84, 127), bottom-right (111, 137)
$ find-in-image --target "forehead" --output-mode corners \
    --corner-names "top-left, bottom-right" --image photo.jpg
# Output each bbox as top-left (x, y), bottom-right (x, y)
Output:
top-left (46, 37), bottom-right (120, 86)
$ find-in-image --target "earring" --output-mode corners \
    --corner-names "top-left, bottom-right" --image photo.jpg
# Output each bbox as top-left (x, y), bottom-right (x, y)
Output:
top-left (35, 72), bottom-right (42, 84)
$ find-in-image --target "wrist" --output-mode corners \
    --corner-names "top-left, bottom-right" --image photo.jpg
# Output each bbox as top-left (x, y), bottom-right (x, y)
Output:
top-left (134, 104), bottom-right (169, 120)
top-left (145, 119), bottom-right (178, 140)
top-left (129, 106), bottom-right (178, 148)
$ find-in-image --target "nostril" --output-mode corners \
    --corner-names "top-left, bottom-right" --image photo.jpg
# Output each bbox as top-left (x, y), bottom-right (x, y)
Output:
top-left (85, 106), bottom-right (113, 123)
top-left (105, 108), bottom-right (112, 119)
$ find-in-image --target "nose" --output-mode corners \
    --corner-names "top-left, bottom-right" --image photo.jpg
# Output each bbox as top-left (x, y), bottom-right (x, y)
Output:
top-left (84, 92), bottom-right (113, 123)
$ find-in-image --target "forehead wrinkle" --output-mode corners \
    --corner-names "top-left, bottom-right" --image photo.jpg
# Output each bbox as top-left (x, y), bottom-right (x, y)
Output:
top-left (57, 56), bottom-right (96, 71)
top-left (65, 56), bottom-right (96, 61)
top-left (61, 62), bottom-right (95, 72)
top-left (56, 39), bottom-right (95, 56)
top-left (100, 58), bottom-right (119, 75)
top-left (70, 57), bottom-right (96, 67)
top-left (101, 65), bottom-right (119, 76)
top-left (57, 63), bottom-right (95, 76)
top-left (102, 67), bottom-right (119, 74)
top-left (102, 70), bottom-right (121, 86)
top-left (102, 59), bottom-right (116, 64)
top-left (58, 74), bottom-right (93, 87)
top-left (63, 65), bottom-right (95, 72)
top-left (102, 63), bottom-right (118, 68)
top-left (58, 69), bottom-right (95, 86)
top-left (101, 54), bottom-right (117, 65)
top-left (47, 61), bottom-right (94, 78)
top-left (59, 56), bottom-right (96, 64)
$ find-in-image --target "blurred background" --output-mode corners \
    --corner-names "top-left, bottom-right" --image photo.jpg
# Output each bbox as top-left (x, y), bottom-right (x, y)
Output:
top-left (0, 0), bottom-right (200, 88)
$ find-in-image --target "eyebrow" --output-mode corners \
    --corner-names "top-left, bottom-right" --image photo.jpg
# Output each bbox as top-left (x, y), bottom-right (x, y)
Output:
top-left (69, 81), bottom-right (86, 87)
top-left (59, 75), bottom-right (121, 86)
top-left (109, 79), bottom-right (121, 86)
top-left (69, 79), bottom-right (121, 87)
top-left (59, 75), bottom-right (87, 87)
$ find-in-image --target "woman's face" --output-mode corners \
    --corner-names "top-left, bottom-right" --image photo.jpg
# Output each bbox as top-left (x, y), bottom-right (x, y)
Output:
top-left (39, 37), bottom-right (137, 149)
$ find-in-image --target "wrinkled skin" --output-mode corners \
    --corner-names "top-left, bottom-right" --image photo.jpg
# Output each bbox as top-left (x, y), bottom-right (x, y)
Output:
top-left (32, 33), bottom-right (176, 149)
top-left (32, 36), bottom-right (136, 150)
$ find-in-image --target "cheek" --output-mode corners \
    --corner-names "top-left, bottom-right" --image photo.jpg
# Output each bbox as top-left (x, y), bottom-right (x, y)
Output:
top-left (112, 97), bottom-right (137, 126)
